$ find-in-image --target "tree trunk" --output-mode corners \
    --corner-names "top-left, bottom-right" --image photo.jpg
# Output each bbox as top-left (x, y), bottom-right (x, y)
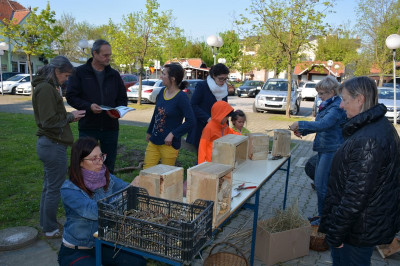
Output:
top-left (27, 54), bottom-right (33, 82)
top-left (378, 73), bottom-right (384, 87)
top-left (137, 59), bottom-right (144, 105)
top-left (286, 56), bottom-right (292, 118)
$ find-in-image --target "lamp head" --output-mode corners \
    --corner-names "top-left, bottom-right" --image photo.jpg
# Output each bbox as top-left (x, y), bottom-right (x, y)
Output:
top-left (78, 39), bottom-right (89, 49)
top-left (216, 36), bottom-right (224, 47)
top-left (327, 60), bottom-right (333, 67)
top-left (0, 42), bottom-right (9, 50)
top-left (207, 35), bottom-right (219, 47)
top-left (386, 34), bottom-right (400, 50)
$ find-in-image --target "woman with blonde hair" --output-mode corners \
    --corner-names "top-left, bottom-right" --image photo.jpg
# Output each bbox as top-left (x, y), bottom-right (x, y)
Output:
top-left (289, 76), bottom-right (347, 226)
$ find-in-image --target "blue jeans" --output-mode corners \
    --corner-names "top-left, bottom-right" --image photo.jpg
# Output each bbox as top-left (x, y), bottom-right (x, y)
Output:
top-left (79, 130), bottom-right (119, 174)
top-left (331, 243), bottom-right (373, 266)
top-left (36, 136), bottom-right (67, 232)
top-left (315, 151), bottom-right (335, 216)
top-left (58, 243), bottom-right (146, 266)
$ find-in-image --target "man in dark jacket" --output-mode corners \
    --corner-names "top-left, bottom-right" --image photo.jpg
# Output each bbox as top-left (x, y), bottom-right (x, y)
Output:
top-left (319, 77), bottom-right (400, 265)
top-left (66, 39), bottom-right (127, 173)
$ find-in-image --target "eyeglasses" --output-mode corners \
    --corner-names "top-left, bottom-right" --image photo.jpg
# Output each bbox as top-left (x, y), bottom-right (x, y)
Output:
top-left (317, 91), bottom-right (331, 96)
top-left (83, 153), bottom-right (107, 163)
top-left (216, 77), bottom-right (228, 82)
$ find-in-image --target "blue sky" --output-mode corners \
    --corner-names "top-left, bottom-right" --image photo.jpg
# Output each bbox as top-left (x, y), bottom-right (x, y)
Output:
top-left (17, 0), bottom-right (358, 41)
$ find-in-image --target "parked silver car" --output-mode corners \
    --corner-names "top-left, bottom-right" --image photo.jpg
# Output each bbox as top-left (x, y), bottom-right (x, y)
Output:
top-left (253, 78), bottom-right (301, 115)
top-left (378, 87), bottom-right (400, 122)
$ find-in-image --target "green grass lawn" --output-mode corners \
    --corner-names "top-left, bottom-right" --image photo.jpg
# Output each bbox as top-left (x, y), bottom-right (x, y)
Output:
top-left (0, 112), bottom-right (196, 230)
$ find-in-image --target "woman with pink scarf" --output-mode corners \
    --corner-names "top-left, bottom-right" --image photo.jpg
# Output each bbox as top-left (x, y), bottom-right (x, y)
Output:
top-left (58, 137), bottom-right (146, 266)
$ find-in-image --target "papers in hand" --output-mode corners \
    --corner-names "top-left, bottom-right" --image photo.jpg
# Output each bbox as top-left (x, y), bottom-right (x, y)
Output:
top-left (99, 105), bottom-right (135, 118)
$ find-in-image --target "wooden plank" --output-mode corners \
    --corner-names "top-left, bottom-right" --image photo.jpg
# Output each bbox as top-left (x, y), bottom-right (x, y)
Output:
top-left (376, 238), bottom-right (400, 258)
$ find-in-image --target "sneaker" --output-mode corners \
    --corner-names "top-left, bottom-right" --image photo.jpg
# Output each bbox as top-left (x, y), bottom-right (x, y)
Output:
top-left (308, 216), bottom-right (320, 222)
top-left (310, 218), bottom-right (321, 226)
top-left (45, 229), bottom-right (62, 239)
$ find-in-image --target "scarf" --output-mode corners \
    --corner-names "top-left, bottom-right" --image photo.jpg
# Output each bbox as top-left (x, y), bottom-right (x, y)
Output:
top-left (318, 96), bottom-right (336, 112)
top-left (82, 165), bottom-right (107, 192)
top-left (207, 76), bottom-right (228, 101)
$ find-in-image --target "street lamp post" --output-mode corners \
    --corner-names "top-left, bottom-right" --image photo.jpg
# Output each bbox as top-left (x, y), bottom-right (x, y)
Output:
top-left (207, 35), bottom-right (224, 65)
top-left (385, 34), bottom-right (400, 125)
top-left (334, 64), bottom-right (340, 79)
top-left (78, 39), bottom-right (94, 61)
top-left (119, 64), bottom-right (126, 73)
top-left (327, 60), bottom-right (333, 76)
top-left (218, 58), bottom-right (226, 64)
top-left (0, 42), bottom-right (9, 96)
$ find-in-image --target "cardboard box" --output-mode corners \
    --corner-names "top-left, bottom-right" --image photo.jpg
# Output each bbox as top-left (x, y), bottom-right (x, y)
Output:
top-left (255, 221), bottom-right (311, 266)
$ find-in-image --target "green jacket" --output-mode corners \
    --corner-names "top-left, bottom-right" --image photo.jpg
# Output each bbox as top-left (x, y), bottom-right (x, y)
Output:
top-left (32, 76), bottom-right (75, 145)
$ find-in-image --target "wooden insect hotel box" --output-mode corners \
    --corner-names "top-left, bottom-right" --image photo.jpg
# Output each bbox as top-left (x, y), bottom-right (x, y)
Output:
top-left (138, 164), bottom-right (183, 202)
top-left (211, 134), bottom-right (248, 168)
top-left (247, 133), bottom-right (270, 160)
top-left (186, 162), bottom-right (234, 228)
top-left (271, 129), bottom-right (291, 157)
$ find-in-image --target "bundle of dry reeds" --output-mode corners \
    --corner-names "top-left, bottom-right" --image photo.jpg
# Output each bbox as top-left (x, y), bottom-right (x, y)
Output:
top-left (258, 201), bottom-right (308, 233)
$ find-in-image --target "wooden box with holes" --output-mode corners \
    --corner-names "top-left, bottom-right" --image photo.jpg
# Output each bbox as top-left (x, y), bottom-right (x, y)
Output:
top-left (186, 162), bottom-right (234, 228)
top-left (211, 134), bottom-right (248, 168)
top-left (138, 164), bottom-right (183, 202)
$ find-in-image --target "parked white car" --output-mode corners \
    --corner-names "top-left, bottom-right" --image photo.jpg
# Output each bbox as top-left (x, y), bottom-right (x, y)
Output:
top-left (127, 79), bottom-right (164, 103)
top-left (299, 81), bottom-right (317, 100)
top-left (16, 81), bottom-right (33, 95)
top-left (0, 74), bottom-right (31, 94)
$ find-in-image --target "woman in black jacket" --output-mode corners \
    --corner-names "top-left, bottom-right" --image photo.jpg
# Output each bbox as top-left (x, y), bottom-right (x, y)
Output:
top-left (319, 76), bottom-right (400, 265)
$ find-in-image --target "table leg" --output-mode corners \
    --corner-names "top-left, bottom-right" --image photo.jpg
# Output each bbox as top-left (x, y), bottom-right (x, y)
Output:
top-left (282, 157), bottom-right (291, 209)
top-left (95, 239), bottom-right (102, 266)
top-left (250, 189), bottom-right (260, 266)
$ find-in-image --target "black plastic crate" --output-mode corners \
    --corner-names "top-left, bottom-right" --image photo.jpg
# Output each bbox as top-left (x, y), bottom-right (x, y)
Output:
top-left (98, 186), bottom-right (213, 264)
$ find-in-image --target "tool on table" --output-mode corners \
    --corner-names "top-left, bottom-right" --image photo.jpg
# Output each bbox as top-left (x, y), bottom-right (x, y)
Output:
top-left (231, 183), bottom-right (257, 199)
top-left (235, 183), bottom-right (257, 191)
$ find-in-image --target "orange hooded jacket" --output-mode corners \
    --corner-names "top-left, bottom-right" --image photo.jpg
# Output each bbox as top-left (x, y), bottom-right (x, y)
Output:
top-left (198, 101), bottom-right (240, 164)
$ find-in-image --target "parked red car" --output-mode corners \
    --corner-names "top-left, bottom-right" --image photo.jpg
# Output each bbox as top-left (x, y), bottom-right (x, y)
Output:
top-left (120, 74), bottom-right (139, 90)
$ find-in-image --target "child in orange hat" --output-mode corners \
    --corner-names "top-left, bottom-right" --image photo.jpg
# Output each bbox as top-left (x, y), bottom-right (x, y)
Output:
top-left (198, 101), bottom-right (240, 164)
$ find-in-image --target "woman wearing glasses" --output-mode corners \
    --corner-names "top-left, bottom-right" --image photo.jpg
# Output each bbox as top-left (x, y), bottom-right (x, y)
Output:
top-left (32, 56), bottom-right (86, 238)
top-left (289, 76), bottom-right (347, 226)
top-left (186, 63), bottom-right (230, 150)
top-left (58, 137), bottom-right (145, 266)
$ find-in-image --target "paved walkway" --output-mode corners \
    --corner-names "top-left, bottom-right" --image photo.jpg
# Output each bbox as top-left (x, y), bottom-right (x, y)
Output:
top-left (0, 95), bottom-right (399, 265)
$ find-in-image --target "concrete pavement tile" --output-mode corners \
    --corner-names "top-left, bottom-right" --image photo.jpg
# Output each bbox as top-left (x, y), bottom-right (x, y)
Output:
top-left (0, 239), bottom-right (59, 266)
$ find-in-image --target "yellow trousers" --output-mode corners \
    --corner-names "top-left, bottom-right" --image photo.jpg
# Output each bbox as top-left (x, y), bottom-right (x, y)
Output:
top-left (143, 141), bottom-right (179, 169)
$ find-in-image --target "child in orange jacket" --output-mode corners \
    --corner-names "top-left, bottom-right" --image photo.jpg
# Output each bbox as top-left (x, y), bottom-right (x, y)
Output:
top-left (198, 101), bottom-right (240, 164)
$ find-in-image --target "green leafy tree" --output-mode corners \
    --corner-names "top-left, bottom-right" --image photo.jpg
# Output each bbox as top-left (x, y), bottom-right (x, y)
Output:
top-left (107, 0), bottom-right (171, 104)
top-left (356, 0), bottom-right (400, 86)
top-left (238, 0), bottom-right (332, 117)
top-left (315, 28), bottom-right (360, 65)
top-left (218, 30), bottom-right (241, 69)
top-left (162, 25), bottom-right (187, 61)
top-left (255, 34), bottom-right (287, 78)
top-left (0, 3), bottom-right (63, 79)
top-left (54, 15), bottom-right (105, 62)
